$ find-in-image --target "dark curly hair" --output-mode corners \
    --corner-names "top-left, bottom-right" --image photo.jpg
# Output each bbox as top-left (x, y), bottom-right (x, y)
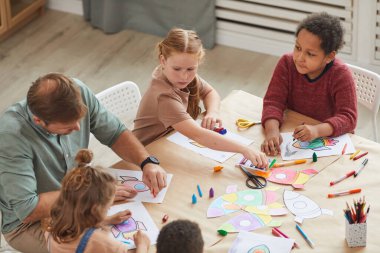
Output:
top-left (156, 219), bottom-right (204, 253)
top-left (296, 12), bottom-right (344, 55)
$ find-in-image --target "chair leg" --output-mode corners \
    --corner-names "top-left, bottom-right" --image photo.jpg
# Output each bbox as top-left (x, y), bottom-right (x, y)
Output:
top-left (373, 116), bottom-right (379, 142)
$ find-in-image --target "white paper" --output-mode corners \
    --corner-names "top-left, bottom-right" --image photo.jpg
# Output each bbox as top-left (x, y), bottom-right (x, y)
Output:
top-left (107, 168), bottom-right (172, 203)
top-left (280, 133), bottom-right (355, 161)
top-left (229, 231), bottom-right (294, 253)
top-left (107, 202), bottom-right (159, 249)
top-left (167, 131), bottom-right (253, 163)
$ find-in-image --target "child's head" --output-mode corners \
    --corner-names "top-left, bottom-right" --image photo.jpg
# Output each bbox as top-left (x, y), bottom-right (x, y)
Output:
top-left (49, 149), bottom-right (116, 242)
top-left (157, 28), bottom-right (205, 119)
top-left (293, 12), bottom-right (344, 79)
top-left (156, 219), bottom-right (204, 253)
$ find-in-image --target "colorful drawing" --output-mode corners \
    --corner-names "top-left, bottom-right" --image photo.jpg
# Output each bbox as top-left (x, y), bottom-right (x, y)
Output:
top-left (207, 187), bottom-right (287, 218)
top-left (248, 245), bottom-right (270, 253)
top-left (218, 212), bottom-right (281, 233)
top-left (107, 202), bottom-right (159, 249)
top-left (280, 132), bottom-right (355, 161)
top-left (268, 168), bottom-right (318, 189)
top-left (293, 138), bottom-right (339, 151)
top-left (119, 176), bottom-right (149, 192)
top-left (111, 217), bottom-right (147, 242)
top-left (283, 190), bottom-right (333, 224)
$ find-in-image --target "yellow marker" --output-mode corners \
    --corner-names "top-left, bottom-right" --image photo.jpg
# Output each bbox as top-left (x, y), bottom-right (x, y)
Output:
top-left (272, 159), bottom-right (307, 168)
top-left (350, 150), bottom-right (360, 160)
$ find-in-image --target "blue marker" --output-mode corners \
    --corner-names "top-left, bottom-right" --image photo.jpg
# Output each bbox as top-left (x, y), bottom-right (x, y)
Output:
top-left (296, 224), bottom-right (314, 248)
top-left (197, 184), bottom-right (203, 197)
top-left (192, 194), bottom-right (197, 204)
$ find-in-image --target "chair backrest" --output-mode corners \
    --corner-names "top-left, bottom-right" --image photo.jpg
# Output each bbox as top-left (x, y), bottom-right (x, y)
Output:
top-left (96, 81), bottom-right (141, 126)
top-left (347, 64), bottom-right (380, 113)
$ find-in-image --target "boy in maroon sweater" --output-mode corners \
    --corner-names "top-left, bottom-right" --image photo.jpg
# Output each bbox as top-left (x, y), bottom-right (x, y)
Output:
top-left (261, 12), bottom-right (357, 156)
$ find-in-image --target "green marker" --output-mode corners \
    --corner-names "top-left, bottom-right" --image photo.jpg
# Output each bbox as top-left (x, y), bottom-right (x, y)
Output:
top-left (269, 158), bottom-right (277, 169)
top-left (312, 152), bottom-right (317, 162)
top-left (217, 229), bottom-right (228, 236)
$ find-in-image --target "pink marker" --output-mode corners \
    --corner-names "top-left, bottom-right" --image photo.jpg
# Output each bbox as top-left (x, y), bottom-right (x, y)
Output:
top-left (329, 170), bottom-right (355, 186)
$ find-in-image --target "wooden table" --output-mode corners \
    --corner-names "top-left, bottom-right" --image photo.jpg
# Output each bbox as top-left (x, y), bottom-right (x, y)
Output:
top-left (113, 90), bottom-right (380, 252)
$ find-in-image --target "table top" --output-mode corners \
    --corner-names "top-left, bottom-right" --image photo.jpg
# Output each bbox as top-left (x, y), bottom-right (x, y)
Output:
top-left (113, 90), bottom-right (380, 253)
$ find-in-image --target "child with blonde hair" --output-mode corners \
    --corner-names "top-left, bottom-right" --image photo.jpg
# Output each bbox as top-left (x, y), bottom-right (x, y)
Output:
top-left (133, 28), bottom-right (267, 168)
top-left (261, 12), bottom-right (357, 156)
top-left (46, 149), bottom-right (150, 253)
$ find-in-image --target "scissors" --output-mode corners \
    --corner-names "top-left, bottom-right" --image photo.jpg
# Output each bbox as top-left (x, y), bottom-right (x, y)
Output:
top-left (239, 165), bottom-right (267, 189)
top-left (236, 118), bottom-right (261, 129)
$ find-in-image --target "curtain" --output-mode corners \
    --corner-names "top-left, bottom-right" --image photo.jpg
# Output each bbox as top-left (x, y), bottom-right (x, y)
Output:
top-left (82, 0), bottom-right (216, 49)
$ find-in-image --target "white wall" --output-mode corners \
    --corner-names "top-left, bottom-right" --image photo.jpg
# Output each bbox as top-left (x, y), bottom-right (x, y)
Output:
top-left (48, 0), bottom-right (83, 16)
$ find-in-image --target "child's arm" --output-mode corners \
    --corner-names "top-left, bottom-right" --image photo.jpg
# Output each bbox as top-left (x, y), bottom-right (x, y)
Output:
top-left (173, 119), bottom-right (268, 168)
top-left (133, 230), bottom-right (150, 253)
top-left (261, 119), bottom-right (282, 156)
top-left (201, 89), bottom-right (222, 130)
top-left (293, 123), bottom-right (334, 142)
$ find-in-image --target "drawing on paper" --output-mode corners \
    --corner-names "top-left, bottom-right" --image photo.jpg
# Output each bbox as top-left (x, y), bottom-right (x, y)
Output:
top-left (268, 168), bottom-right (318, 189)
top-left (111, 217), bottom-right (147, 243)
top-left (248, 245), bottom-right (270, 253)
top-left (292, 138), bottom-right (339, 151)
top-left (218, 212), bottom-right (281, 233)
top-left (283, 190), bottom-right (332, 224)
top-left (207, 188), bottom-right (287, 218)
top-left (119, 176), bottom-right (149, 192)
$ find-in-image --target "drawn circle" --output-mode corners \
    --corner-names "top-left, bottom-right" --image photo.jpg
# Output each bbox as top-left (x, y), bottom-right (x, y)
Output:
top-left (293, 200), bottom-right (307, 209)
top-left (275, 173), bottom-right (287, 179)
top-left (134, 183), bottom-right (146, 191)
top-left (239, 220), bottom-right (252, 227)
top-left (243, 194), bottom-right (256, 201)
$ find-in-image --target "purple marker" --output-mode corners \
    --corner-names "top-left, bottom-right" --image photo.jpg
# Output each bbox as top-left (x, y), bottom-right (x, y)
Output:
top-left (209, 187), bottom-right (214, 198)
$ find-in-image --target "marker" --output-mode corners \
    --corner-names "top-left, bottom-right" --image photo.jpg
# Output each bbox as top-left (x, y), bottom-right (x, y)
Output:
top-left (209, 187), bottom-right (214, 198)
top-left (214, 165), bottom-right (223, 172)
top-left (296, 224), bottom-right (314, 248)
top-left (350, 150), bottom-right (361, 160)
top-left (312, 152), bottom-right (317, 162)
top-left (269, 159), bottom-right (276, 169)
top-left (354, 158), bottom-right (368, 177)
top-left (328, 188), bottom-right (361, 198)
top-left (329, 170), bottom-right (355, 186)
top-left (162, 214), bottom-right (169, 223)
top-left (353, 151), bottom-right (368, 161)
top-left (272, 159), bottom-right (307, 168)
top-left (197, 184), bottom-right (203, 197)
top-left (192, 194), bottom-right (197, 204)
top-left (341, 143), bottom-right (348, 155)
top-left (272, 227), bottom-right (299, 248)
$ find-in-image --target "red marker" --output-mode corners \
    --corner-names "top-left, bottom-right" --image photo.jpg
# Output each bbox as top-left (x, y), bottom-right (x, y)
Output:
top-left (353, 151), bottom-right (368, 161)
top-left (341, 143), bottom-right (348, 155)
top-left (162, 214), bottom-right (169, 223)
top-left (329, 170), bottom-right (355, 186)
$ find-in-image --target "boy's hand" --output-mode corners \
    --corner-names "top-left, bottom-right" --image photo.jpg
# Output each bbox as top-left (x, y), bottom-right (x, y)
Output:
top-left (134, 230), bottom-right (150, 253)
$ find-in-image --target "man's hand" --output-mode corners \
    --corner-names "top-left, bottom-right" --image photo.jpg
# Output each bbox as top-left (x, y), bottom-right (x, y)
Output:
top-left (142, 163), bottom-right (167, 197)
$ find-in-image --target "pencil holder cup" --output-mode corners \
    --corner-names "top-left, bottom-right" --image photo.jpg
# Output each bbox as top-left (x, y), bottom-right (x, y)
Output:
top-left (345, 220), bottom-right (367, 247)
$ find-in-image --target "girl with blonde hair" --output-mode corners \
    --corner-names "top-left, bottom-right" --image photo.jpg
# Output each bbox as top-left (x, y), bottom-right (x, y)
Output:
top-left (133, 28), bottom-right (267, 168)
top-left (46, 149), bottom-right (150, 253)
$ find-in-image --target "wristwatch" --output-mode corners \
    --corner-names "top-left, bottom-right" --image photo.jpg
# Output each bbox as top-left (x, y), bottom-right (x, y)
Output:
top-left (140, 155), bottom-right (160, 170)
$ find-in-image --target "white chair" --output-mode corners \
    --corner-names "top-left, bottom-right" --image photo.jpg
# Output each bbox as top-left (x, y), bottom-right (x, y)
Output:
top-left (96, 81), bottom-right (141, 127)
top-left (347, 64), bottom-right (380, 142)
top-left (88, 81), bottom-right (142, 167)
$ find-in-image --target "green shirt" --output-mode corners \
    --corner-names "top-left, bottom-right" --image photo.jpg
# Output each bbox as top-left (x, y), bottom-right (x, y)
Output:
top-left (0, 79), bottom-right (127, 233)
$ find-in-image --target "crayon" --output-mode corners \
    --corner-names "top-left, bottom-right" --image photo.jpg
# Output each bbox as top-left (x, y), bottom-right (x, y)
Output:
top-left (353, 151), bottom-right (368, 161)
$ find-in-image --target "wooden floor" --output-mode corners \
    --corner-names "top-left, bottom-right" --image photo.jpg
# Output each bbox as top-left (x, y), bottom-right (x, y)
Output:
top-left (0, 10), bottom-right (378, 142)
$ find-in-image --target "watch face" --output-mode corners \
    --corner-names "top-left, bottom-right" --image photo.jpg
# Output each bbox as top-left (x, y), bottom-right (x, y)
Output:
top-left (149, 156), bottom-right (159, 164)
